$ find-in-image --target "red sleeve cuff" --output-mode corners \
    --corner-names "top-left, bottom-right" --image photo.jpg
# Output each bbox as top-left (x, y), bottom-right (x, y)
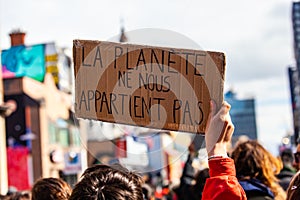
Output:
top-left (208, 157), bottom-right (236, 177)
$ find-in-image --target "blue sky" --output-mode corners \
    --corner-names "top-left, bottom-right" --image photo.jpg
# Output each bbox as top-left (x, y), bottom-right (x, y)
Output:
top-left (0, 0), bottom-right (295, 155)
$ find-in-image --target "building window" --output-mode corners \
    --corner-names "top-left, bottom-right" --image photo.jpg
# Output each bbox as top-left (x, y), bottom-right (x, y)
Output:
top-left (70, 127), bottom-right (81, 146)
top-left (48, 121), bottom-right (70, 147)
top-left (295, 12), bottom-right (300, 18)
top-left (58, 128), bottom-right (70, 147)
top-left (49, 123), bottom-right (57, 144)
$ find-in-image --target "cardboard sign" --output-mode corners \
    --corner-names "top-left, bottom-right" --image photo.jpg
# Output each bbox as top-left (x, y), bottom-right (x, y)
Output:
top-left (73, 40), bottom-right (226, 134)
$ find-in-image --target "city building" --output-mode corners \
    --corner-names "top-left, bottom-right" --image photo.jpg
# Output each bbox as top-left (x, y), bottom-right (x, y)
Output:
top-left (288, 67), bottom-right (300, 144)
top-left (293, 1), bottom-right (300, 70)
top-left (288, 2), bottom-right (300, 144)
top-left (1, 30), bottom-right (87, 192)
top-left (225, 90), bottom-right (258, 142)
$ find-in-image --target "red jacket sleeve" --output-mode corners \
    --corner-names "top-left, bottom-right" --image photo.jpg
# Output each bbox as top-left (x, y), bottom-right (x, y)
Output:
top-left (202, 157), bottom-right (247, 200)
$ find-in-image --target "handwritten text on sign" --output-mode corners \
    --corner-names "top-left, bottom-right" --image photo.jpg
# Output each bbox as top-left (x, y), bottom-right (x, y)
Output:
top-left (73, 40), bottom-right (225, 134)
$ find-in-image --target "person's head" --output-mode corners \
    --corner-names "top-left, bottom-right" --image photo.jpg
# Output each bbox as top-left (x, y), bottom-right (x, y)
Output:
top-left (281, 148), bottom-right (294, 166)
top-left (293, 143), bottom-right (300, 171)
top-left (6, 191), bottom-right (30, 200)
top-left (0, 194), bottom-right (9, 200)
top-left (69, 164), bottom-right (144, 200)
top-left (31, 177), bottom-right (72, 200)
top-left (231, 140), bottom-right (284, 198)
top-left (193, 168), bottom-right (210, 191)
top-left (142, 183), bottom-right (154, 200)
top-left (287, 171), bottom-right (300, 200)
top-left (188, 168), bottom-right (210, 200)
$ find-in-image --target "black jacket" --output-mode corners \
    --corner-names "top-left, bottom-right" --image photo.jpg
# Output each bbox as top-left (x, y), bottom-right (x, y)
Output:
top-left (277, 167), bottom-right (296, 191)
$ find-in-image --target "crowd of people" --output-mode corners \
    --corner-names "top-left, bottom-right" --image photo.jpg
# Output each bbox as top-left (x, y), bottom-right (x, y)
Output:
top-left (1, 100), bottom-right (300, 199)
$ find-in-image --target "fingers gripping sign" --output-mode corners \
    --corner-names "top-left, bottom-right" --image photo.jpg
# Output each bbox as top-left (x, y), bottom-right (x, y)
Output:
top-left (205, 100), bottom-right (234, 157)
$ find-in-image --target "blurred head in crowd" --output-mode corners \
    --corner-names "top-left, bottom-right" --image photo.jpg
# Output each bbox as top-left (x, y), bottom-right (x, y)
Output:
top-left (231, 140), bottom-right (285, 199)
top-left (281, 148), bottom-right (294, 167)
top-left (69, 164), bottom-right (144, 200)
top-left (142, 183), bottom-right (154, 200)
top-left (190, 168), bottom-right (210, 200)
top-left (294, 141), bottom-right (300, 171)
top-left (5, 191), bottom-right (30, 200)
top-left (31, 177), bottom-right (72, 200)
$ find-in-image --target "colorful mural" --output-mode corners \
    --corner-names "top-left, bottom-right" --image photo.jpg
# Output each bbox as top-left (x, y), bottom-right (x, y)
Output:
top-left (1, 43), bottom-right (59, 83)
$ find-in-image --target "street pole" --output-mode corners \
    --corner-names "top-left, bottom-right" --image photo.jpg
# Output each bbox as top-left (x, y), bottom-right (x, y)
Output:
top-left (0, 48), bottom-right (8, 194)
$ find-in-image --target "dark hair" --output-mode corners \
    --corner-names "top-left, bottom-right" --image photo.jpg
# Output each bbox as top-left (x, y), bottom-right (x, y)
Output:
top-left (69, 164), bottom-right (144, 200)
top-left (193, 168), bottom-right (210, 191)
top-left (297, 137), bottom-right (300, 144)
top-left (280, 148), bottom-right (294, 162)
top-left (142, 184), bottom-right (153, 200)
top-left (6, 191), bottom-right (30, 200)
top-left (31, 178), bottom-right (72, 200)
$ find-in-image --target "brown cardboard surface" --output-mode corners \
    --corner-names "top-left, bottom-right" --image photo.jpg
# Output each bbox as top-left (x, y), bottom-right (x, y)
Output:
top-left (73, 40), bottom-right (226, 134)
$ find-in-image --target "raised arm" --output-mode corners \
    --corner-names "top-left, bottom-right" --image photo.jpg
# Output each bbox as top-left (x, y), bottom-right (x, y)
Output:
top-left (202, 101), bottom-right (247, 200)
